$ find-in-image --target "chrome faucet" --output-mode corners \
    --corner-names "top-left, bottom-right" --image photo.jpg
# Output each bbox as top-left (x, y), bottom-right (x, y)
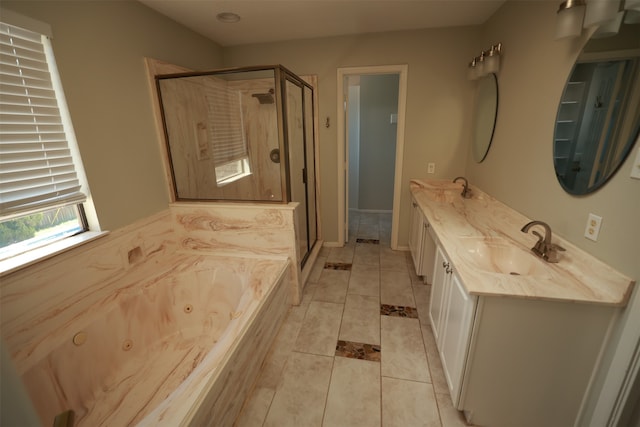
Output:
top-left (520, 220), bottom-right (565, 263)
top-left (453, 176), bottom-right (472, 198)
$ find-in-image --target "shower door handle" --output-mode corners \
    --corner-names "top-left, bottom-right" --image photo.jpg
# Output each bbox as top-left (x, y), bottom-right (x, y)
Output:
top-left (302, 168), bottom-right (307, 184)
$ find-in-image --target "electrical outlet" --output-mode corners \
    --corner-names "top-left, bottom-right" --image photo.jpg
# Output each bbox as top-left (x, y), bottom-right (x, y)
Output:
top-left (584, 213), bottom-right (602, 242)
top-left (427, 163), bottom-right (435, 174)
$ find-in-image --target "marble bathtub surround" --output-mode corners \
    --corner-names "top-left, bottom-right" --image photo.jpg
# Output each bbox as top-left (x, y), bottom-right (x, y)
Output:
top-left (1, 201), bottom-right (319, 426)
top-left (411, 179), bottom-right (634, 305)
top-left (1, 210), bottom-right (178, 374)
top-left (12, 245), bottom-right (291, 425)
top-left (171, 202), bottom-right (318, 305)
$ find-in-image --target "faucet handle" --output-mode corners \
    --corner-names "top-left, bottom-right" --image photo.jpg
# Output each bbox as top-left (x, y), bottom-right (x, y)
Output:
top-left (530, 231), bottom-right (546, 253)
top-left (549, 243), bottom-right (566, 252)
top-left (543, 243), bottom-right (566, 263)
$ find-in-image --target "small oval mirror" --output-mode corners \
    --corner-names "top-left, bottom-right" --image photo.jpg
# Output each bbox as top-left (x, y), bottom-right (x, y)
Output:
top-left (472, 73), bottom-right (499, 163)
top-left (553, 22), bottom-right (640, 195)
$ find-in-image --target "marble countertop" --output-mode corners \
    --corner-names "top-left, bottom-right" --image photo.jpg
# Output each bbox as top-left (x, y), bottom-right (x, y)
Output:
top-left (410, 179), bottom-right (635, 306)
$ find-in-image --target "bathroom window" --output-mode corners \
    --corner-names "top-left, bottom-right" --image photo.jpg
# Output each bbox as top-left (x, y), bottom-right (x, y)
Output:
top-left (0, 18), bottom-right (92, 262)
top-left (206, 83), bottom-right (252, 186)
top-left (215, 156), bottom-right (251, 186)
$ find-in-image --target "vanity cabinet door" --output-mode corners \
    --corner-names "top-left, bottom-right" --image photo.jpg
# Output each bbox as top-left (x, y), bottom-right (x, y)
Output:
top-left (409, 196), bottom-right (436, 281)
top-left (420, 220), bottom-right (436, 284)
top-left (429, 245), bottom-right (450, 345)
top-left (440, 271), bottom-right (477, 406)
top-left (409, 197), bottom-right (425, 275)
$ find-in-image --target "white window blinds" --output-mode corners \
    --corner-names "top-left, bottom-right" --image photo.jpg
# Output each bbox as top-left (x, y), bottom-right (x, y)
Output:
top-left (0, 22), bottom-right (85, 218)
top-left (206, 81), bottom-right (248, 167)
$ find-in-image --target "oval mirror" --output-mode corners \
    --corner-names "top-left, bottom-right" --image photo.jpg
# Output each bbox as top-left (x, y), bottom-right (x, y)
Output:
top-left (472, 73), bottom-right (499, 163)
top-left (553, 21), bottom-right (640, 195)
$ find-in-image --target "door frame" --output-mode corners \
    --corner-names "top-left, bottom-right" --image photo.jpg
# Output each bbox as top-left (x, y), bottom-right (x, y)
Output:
top-left (336, 64), bottom-right (408, 248)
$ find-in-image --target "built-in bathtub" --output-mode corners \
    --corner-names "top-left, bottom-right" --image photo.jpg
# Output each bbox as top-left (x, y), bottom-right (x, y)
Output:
top-left (20, 253), bottom-right (290, 426)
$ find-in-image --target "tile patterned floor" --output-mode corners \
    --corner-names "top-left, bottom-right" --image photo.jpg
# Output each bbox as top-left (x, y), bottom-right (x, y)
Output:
top-left (235, 211), bottom-right (471, 427)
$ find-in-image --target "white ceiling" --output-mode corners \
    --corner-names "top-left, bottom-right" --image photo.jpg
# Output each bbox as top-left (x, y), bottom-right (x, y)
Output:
top-left (137, 0), bottom-right (507, 47)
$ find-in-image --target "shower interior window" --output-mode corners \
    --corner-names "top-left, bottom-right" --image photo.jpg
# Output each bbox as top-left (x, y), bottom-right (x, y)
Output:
top-left (205, 83), bottom-right (252, 186)
top-left (215, 156), bottom-right (251, 186)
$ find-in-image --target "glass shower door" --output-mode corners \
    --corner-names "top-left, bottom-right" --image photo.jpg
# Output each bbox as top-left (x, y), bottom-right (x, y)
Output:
top-left (304, 85), bottom-right (317, 250)
top-left (283, 74), bottom-right (317, 266)
top-left (284, 78), bottom-right (309, 263)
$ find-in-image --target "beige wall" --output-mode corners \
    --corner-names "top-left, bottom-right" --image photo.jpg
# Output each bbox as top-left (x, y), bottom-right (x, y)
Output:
top-left (225, 11), bottom-right (640, 420)
top-left (223, 27), bottom-right (479, 245)
top-left (465, 1), bottom-right (639, 283)
top-left (2, 0), bottom-right (224, 231)
top-left (4, 1), bottom-right (635, 277)
top-left (467, 3), bottom-right (640, 421)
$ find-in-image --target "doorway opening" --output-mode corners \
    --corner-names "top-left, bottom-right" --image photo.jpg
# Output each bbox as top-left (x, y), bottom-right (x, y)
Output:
top-left (337, 65), bottom-right (408, 249)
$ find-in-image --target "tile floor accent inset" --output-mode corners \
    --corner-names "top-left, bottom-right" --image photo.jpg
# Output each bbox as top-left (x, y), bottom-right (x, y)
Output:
top-left (335, 340), bottom-right (381, 362)
top-left (324, 262), bottom-right (352, 270)
top-left (380, 303), bottom-right (419, 319)
top-left (356, 238), bottom-right (380, 244)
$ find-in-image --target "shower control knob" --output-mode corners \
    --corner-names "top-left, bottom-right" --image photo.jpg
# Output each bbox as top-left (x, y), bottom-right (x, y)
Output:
top-left (269, 148), bottom-right (280, 163)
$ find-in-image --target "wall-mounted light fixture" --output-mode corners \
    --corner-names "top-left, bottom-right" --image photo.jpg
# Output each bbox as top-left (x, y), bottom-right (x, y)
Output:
top-left (467, 43), bottom-right (502, 81)
top-left (555, 0), bottom-right (587, 39)
top-left (555, 0), bottom-right (640, 40)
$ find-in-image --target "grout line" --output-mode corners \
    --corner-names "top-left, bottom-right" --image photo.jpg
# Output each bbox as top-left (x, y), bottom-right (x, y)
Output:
top-left (319, 354), bottom-right (336, 426)
top-left (380, 374), bottom-right (434, 385)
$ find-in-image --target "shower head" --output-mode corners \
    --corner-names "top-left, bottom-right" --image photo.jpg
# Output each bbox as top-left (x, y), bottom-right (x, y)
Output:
top-left (252, 88), bottom-right (274, 104)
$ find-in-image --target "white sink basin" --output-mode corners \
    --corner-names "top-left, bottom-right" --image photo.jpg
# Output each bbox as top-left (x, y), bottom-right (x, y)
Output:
top-left (460, 238), bottom-right (549, 276)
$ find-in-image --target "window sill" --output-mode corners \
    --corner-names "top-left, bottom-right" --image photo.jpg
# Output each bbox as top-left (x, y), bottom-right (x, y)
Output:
top-left (0, 231), bottom-right (109, 278)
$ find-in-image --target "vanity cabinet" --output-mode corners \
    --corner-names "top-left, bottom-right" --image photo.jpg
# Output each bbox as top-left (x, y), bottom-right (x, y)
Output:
top-left (429, 244), bottom-right (477, 405)
top-left (408, 195), bottom-right (436, 283)
top-left (429, 242), bottom-right (613, 425)
top-left (410, 179), bottom-right (632, 427)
